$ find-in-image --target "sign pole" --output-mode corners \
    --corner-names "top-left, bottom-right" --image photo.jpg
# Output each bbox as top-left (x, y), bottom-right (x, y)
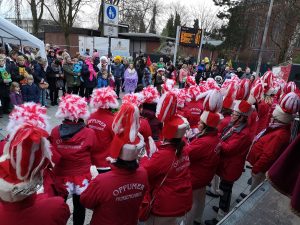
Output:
top-left (197, 29), bottom-right (205, 64)
top-left (173, 26), bottom-right (181, 66)
top-left (107, 0), bottom-right (113, 75)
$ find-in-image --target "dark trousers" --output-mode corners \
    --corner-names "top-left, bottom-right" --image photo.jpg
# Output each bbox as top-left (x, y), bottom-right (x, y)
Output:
top-left (79, 84), bottom-right (85, 97)
top-left (72, 194), bottom-right (86, 225)
top-left (84, 87), bottom-right (94, 99)
top-left (67, 86), bottom-right (80, 95)
top-left (115, 77), bottom-right (122, 97)
top-left (0, 96), bottom-right (10, 113)
top-left (49, 88), bottom-right (59, 104)
top-left (219, 179), bottom-right (234, 213)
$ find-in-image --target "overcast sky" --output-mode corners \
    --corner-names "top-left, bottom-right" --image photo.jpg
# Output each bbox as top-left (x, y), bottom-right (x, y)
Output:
top-left (0, 0), bottom-right (221, 32)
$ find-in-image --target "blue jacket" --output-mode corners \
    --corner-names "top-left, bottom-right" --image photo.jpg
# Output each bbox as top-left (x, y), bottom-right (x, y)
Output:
top-left (21, 83), bottom-right (40, 103)
top-left (111, 63), bottom-right (125, 78)
top-left (33, 62), bottom-right (46, 84)
top-left (97, 77), bottom-right (109, 88)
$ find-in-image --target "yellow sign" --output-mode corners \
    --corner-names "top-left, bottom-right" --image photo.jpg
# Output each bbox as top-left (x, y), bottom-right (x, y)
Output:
top-left (179, 27), bottom-right (202, 48)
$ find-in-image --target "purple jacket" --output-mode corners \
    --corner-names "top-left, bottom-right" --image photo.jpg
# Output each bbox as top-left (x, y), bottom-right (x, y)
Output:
top-left (9, 92), bottom-right (23, 106)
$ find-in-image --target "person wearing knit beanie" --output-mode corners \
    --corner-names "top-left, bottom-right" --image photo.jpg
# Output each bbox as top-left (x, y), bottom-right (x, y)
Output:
top-left (247, 92), bottom-right (300, 194)
top-left (185, 90), bottom-right (223, 225)
top-left (0, 104), bottom-right (70, 225)
top-left (50, 94), bottom-right (98, 225)
top-left (87, 87), bottom-right (119, 173)
top-left (81, 102), bottom-right (148, 225)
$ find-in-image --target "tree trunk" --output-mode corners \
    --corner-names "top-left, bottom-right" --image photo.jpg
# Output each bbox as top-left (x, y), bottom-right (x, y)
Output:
top-left (285, 23), bottom-right (300, 61)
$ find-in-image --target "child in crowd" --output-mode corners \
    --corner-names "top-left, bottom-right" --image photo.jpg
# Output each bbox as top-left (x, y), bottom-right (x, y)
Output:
top-left (0, 54), bottom-right (12, 115)
top-left (9, 82), bottom-right (23, 107)
top-left (21, 75), bottom-right (40, 103)
top-left (97, 70), bottom-right (109, 88)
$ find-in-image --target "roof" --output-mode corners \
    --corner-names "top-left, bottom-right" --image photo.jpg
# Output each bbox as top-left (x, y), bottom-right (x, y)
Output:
top-left (0, 16), bottom-right (46, 58)
top-left (119, 32), bottom-right (175, 41)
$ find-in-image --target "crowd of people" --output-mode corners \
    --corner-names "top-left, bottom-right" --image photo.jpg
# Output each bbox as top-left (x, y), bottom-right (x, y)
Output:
top-left (0, 43), bottom-right (300, 225)
top-left (0, 43), bottom-right (261, 117)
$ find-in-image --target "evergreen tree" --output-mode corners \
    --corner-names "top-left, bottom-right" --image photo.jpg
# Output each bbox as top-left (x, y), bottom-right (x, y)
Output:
top-left (139, 19), bottom-right (146, 33)
top-left (162, 14), bottom-right (174, 37)
top-left (193, 18), bottom-right (199, 30)
top-left (173, 12), bottom-right (181, 36)
top-left (149, 3), bottom-right (157, 34)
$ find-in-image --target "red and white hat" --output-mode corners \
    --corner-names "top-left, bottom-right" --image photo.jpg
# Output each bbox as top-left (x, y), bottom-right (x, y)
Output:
top-left (56, 94), bottom-right (90, 121)
top-left (247, 80), bottom-right (264, 104)
top-left (0, 123), bottom-right (52, 202)
top-left (200, 90), bottom-right (223, 128)
top-left (203, 78), bottom-right (220, 90)
top-left (186, 76), bottom-right (196, 87)
top-left (142, 86), bottom-right (160, 103)
top-left (236, 79), bottom-right (251, 101)
top-left (233, 100), bottom-right (253, 116)
top-left (187, 85), bottom-right (202, 101)
top-left (221, 81), bottom-right (238, 109)
top-left (156, 92), bottom-right (189, 139)
top-left (110, 103), bottom-right (145, 161)
top-left (7, 103), bottom-right (49, 133)
top-left (122, 93), bottom-right (145, 107)
top-left (261, 71), bottom-right (275, 95)
top-left (162, 79), bottom-right (176, 93)
top-left (272, 92), bottom-right (300, 124)
top-left (90, 87), bottom-right (119, 112)
top-left (283, 81), bottom-right (297, 94)
top-left (176, 88), bottom-right (190, 108)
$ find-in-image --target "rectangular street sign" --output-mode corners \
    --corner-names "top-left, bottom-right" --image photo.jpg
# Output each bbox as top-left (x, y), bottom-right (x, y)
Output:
top-left (103, 3), bottom-right (119, 26)
top-left (104, 25), bottom-right (118, 37)
top-left (179, 27), bottom-right (202, 48)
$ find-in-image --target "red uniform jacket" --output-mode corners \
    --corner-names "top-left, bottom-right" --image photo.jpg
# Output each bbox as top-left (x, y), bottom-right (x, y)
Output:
top-left (87, 109), bottom-right (115, 169)
top-left (256, 101), bottom-right (272, 134)
top-left (50, 125), bottom-right (98, 177)
top-left (247, 125), bottom-right (291, 174)
top-left (0, 194), bottom-right (70, 225)
top-left (248, 109), bottom-right (259, 139)
top-left (217, 115), bottom-right (231, 134)
top-left (182, 100), bottom-right (203, 128)
top-left (143, 143), bottom-right (193, 217)
top-left (185, 132), bottom-right (220, 189)
top-left (217, 124), bottom-right (252, 182)
top-left (80, 166), bottom-right (148, 225)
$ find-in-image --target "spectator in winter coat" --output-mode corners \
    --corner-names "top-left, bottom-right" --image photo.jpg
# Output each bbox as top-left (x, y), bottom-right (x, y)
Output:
top-left (111, 56), bottom-right (125, 98)
top-left (236, 67), bottom-right (243, 78)
top-left (21, 75), bottom-right (40, 103)
top-left (123, 63), bottom-right (138, 93)
top-left (50, 94), bottom-right (98, 225)
top-left (205, 100), bottom-right (252, 225)
top-left (179, 64), bottom-right (189, 88)
top-left (32, 57), bottom-right (48, 106)
top-left (0, 54), bottom-right (12, 114)
top-left (81, 58), bottom-right (98, 99)
top-left (241, 67), bottom-right (251, 80)
top-left (5, 50), bottom-right (21, 83)
top-left (9, 82), bottom-right (23, 107)
top-left (81, 103), bottom-right (148, 225)
top-left (63, 57), bottom-right (81, 95)
top-left (46, 59), bottom-right (62, 106)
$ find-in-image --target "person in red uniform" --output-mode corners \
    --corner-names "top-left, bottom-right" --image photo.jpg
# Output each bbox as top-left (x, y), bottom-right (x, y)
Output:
top-left (0, 112), bottom-right (70, 225)
top-left (81, 102), bottom-right (148, 225)
top-left (141, 86), bottom-right (162, 141)
top-left (50, 94), bottom-right (98, 225)
top-left (185, 90), bottom-right (223, 225)
top-left (205, 100), bottom-right (253, 225)
top-left (143, 91), bottom-right (192, 225)
top-left (247, 92), bottom-right (300, 192)
top-left (87, 87), bottom-right (119, 173)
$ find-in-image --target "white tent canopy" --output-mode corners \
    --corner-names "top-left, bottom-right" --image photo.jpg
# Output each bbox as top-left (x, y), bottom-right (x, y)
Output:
top-left (0, 16), bottom-right (46, 59)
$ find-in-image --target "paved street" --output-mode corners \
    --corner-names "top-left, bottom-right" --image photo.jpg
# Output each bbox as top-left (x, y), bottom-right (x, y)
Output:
top-left (0, 98), bottom-right (252, 225)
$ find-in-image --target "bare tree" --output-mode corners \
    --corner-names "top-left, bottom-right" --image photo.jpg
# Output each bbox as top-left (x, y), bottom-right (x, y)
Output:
top-left (27, 0), bottom-right (44, 36)
top-left (43, 0), bottom-right (88, 49)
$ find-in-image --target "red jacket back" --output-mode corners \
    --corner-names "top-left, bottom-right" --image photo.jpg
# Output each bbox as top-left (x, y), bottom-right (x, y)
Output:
top-left (185, 132), bottom-right (220, 189)
top-left (217, 125), bottom-right (252, 182)
top-left (0, 194), bottom-right (70, 225)
top-left (50, 126), bottom-right (98, 177)
top-left (87, 109), bottom-right (115, 168)
top-left (247, 125), bottom-right (291, 174)
top-left (143, 143), bottom-right (192, 217)
top-left (80, 166), bottom-right (148, 225)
